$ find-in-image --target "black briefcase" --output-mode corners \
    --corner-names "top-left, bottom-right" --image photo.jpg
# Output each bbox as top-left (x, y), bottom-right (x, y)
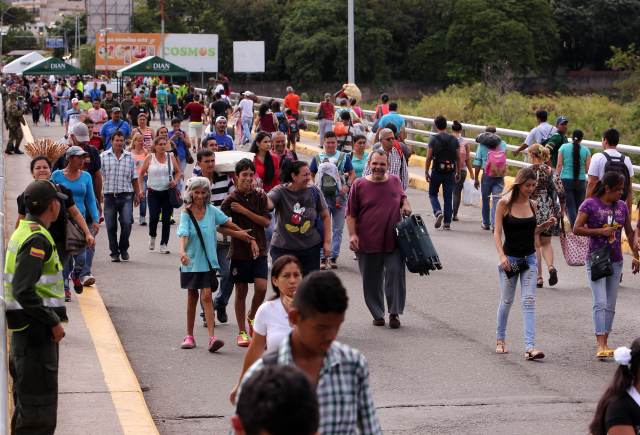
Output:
top-left (395, 214), bottom-right (442, 276)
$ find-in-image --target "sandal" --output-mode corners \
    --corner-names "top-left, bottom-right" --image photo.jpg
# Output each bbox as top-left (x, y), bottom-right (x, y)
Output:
top-left (548, 267), bottom-right (558, 286)
top-left (596, 349), bottom-right (609, 360)
top-left (496, 340), bottom-right (508, 354)
top-left (536, 277), bottom-right (543, 288)
top-left (524, 349), bottom-right (545, 360)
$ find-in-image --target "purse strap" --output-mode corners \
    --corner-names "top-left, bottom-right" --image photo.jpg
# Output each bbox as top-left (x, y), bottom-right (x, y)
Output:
top-left (166, 152), bottom-right (174, 182)
top-left (186, 208), bottom-right (215, 272)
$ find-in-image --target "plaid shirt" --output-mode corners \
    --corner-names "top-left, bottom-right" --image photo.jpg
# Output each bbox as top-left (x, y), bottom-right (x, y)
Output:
top-left (364, 145), bottom-right (408, 190)
top-left (239, 335), bottom-right (381, 434)
top-left (100, 149), bottom-right (138, 194)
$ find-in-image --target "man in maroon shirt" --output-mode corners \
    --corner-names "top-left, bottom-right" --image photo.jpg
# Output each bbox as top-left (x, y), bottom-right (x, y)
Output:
top-left (184, 95), bottom-right (205, 150)
top-left (346, 150), bottom-right (412, 329)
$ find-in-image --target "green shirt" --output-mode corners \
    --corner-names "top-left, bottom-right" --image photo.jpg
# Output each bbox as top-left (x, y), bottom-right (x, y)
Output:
top-left (546, 133), bottom-right (568, 167)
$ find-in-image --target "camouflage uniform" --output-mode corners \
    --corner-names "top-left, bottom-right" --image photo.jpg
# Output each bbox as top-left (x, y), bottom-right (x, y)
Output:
top-left (6, 97), bottom-right (26, 154)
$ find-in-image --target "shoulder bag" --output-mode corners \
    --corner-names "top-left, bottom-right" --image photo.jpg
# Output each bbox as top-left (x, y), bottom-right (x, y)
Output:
top-left (65, 217), bottom-right (87, 256)
top-left (589, 203), bottom-right (616, 281)
top-left (559, 223), bottom-right (589, 267)
top-left (186, 208), bottom-right (218, 290)
top-left (166, 153), bottom-right (183, 208)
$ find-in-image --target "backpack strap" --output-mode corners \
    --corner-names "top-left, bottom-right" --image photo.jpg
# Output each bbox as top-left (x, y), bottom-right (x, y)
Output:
top-left (336, 151), bottom-right (346, 172)
top-left (262, 350), bottom-right (279, 366)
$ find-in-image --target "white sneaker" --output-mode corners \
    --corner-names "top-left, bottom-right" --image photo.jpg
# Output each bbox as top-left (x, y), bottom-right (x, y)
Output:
top-left (139, 216), bottom-right (146, 225)
top-left (159, 244), bottom-right (169, 254)
top-left (81, 275), bottom-right (95, 286)
top-left (149, 237), bottom-right (156, 250)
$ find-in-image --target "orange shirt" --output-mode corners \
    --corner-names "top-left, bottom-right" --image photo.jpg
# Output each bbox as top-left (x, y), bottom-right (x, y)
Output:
top-left (283, 93), bottom-right (300, 115)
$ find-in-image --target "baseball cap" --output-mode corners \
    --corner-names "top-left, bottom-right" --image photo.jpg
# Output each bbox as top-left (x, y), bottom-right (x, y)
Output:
top-left (65, 145), bottom-right (89, 158)
top-left (111, 107), bottom-right (121, 113)
top-left (556, 116), bottom-right (568, 125)
top-left (70, 122), bottom-right (91, 142)
top-left (24, 180), bottom-right (68, 212)
top-left (242, 91), bottom-right (253, 96)
top-left (71, 97), bottom-right (79, 104)
top-left (215, 116), bottom-right (227, 123)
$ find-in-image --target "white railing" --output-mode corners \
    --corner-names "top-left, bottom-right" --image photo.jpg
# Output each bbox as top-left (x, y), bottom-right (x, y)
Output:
top-left (195, 88), bottom-right (640, 192)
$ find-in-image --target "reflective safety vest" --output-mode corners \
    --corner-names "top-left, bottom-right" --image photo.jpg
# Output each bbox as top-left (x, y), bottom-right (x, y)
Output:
top-left (4, 220), bottom-right (66, 331)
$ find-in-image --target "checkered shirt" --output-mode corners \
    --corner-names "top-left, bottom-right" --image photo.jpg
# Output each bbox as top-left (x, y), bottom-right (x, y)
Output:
top-left (100, 149), bottom-right (138, 194)
top-left (238, 334), bottom-right (382, 435)
top-left (364, 146), bottom-right (408, 191)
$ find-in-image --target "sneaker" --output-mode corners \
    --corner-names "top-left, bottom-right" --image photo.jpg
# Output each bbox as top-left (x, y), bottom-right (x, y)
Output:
top-left (80, 275), bottom-right (95, 286)
top-left (159, 244), bottom-right (170, 254)
top-left (111, 254), bottom-right (121, 262)
top-left (121, 252), bottom-right (130, 262)
top-left (481, 224), bottom-right (491, 231)
top-left (452, 216), bottom-right (459, 222)
top-left (372, 318), bottom-right (385, 326)
top-left (72, 278), bottom-right (83, 294)
top-left (236, 331), bottom-right (251, 347)
top-left (139, 216), bottom-right (147, 226)
top-left (320, 258), bottom-right (328, 270)
top-left (64, 289), bottom-right (71, 302)
top-left (443, 224), bottom-right (451, 230)
top-left (329, 258), bottom-right (338, 269)
top-left (389, 314), bottom-right (401, 329)
top-left (149, 237), bottom-right (156, 250)
top-left (208, 336), bottom-right (225, 353)
top-left (248, 318), bottom-right (255, 337)
top-left (215, 305), bottom-right (228, 323)
top-left (180, 335), bottom-right (196, 349)
top-left (352, 253), bottom-right (357, 260)
top-left (434, 212), bottom-right (444, 229)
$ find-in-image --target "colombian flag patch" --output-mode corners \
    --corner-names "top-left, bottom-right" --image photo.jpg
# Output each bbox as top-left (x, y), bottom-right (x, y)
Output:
top-left (29, 247), bottom-right (45, 259)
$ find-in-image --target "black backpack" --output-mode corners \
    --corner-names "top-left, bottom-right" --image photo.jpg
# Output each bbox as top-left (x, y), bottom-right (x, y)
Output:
top-left (432, 134), bottom-right (457, 173)
top-left (603, 152), bottom-right (631, 200)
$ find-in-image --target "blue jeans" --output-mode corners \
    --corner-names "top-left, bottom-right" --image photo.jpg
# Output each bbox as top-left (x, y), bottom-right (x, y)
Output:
top-left (562, 179), bottom-right (586, 228)
top-left (587, 260), bottom-right (624, 335)
top-left (213, 243), bottom-right (234, 309)
top-left (158, 103), bottom-right (166, 125)
top-left (428, 171), bottom-right (455, 224)
top-left (104, 193), bottom-right (134, 256)
top-left (318, 119), bottom-right (333, 144)
top-left (241, 117), bottom-right (253, 144)
top-left (481, 175), bottom-right (504, 228)
top-left (63, 250), bottom-right (86, 290)
top-left (496, 253), bottom-right (538, 350)
top-left (321, 196), bottom-right (345, 260)
top-left (139, 176), bottom-right (148, 218)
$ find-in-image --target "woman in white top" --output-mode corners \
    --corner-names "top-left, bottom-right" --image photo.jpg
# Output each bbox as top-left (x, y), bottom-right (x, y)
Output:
top-left (138, 136), bottom-right (181, 253)
top-left (229, 255), bottom-right (302, 404)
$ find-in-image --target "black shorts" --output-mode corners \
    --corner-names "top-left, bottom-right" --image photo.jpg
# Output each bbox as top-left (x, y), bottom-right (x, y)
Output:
top-left (180, 271), bottom-right (218, 290)
top-left (231, 256), bottom-right (268, 284)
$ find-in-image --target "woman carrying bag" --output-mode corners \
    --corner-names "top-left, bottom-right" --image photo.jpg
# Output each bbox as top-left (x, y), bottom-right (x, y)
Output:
top-left (574, 171), bottom-right (639, 360)
top-left (178, 177), bottom-right (254, 352)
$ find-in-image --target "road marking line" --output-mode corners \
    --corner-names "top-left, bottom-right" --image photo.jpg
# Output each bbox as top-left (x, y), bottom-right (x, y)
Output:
top-left (76, 285), bottom-right (159, 435)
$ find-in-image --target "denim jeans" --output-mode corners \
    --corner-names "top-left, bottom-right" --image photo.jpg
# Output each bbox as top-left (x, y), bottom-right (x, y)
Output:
top-left (104, 193), bottom-right (134, 256)
top-left (213, 243), bottom-right (234, 309)
top-left (453, 170), bottom-right (468, 218)
top-left (428, 170), bottom-right (456, 224)
top-left (318, 119), bottom-right (333, 144)
top-left (496, 253), bottom-right (538, 350)
top-left (147, 189), bottom-right (172, 245)
top-left (587, 260), bottom-right (624, 335)
top-left (321, 195), bottom-right (345, 260)
top-left (63, 250), bottom-right (85, 290)
top-left (139, 176), bottom-right (148, 218)
top-left (562, 179), bottom-right (586, 228)
top-left (158, 103), bottom-right (166, 125)
top-left (481, 175), bottom-right (505, 228)
top-left (241, 117), bottom-right (253, 144)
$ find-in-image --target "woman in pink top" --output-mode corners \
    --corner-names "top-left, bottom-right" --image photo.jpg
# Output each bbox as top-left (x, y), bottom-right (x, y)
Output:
top-left (451, 120), bottom-right (475, 221)
top-left (130, 133), bottom-right (149, 225)
top-left (350, 97), bottom-right (363, 119)
top-left (87, 99), bottom-right (108, 134)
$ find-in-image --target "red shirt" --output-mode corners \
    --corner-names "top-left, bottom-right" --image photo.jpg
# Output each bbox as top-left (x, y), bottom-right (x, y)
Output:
top-left (283, 93), bottom-right (300, 115)
top-left (185, 102), bottom-right (204, 122)
top-left (319, 101), bottom-right (335, 120)
top-left (254, 152), bottom-right (281, 192)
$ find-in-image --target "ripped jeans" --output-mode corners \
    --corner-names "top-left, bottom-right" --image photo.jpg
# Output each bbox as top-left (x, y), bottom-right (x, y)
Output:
top-left (496, 253), bottom-right (538, 350)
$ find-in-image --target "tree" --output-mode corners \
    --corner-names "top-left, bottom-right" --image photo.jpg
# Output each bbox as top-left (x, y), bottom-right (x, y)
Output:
top-left (79, 44), bottom-right (95, 73)
top-left (2, 29), bottom-right (37, 53)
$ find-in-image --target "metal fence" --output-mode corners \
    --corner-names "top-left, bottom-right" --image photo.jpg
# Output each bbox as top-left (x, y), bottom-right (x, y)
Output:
top-left (197, 88), bottom-right (640, 192)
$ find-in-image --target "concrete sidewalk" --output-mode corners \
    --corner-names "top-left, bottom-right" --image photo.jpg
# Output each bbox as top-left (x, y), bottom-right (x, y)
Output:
top-left (4, 120), bottom-right (157, 435)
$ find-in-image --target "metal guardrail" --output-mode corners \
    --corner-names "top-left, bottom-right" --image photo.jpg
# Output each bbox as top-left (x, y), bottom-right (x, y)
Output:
top-left (194, 88), bottom-right (640, 192)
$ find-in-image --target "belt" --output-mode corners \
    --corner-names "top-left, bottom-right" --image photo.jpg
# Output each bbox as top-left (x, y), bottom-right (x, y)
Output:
top-left (104, 192), bottom-right (133, 197)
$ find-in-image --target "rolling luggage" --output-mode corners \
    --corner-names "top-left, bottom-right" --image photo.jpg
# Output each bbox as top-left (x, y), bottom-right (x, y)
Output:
top-left (395, 214), bottom-right (442, 275)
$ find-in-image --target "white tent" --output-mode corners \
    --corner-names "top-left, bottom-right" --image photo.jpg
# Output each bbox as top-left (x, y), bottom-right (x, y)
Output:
top-left (2, 52), bottom-right (45, 74)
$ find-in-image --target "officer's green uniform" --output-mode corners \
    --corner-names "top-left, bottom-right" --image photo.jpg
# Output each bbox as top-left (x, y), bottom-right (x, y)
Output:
top-left (6, 98), bottom-right (26, 153)
top-left (100, 97), bottom-right (120, 114)
top-left (5, 216), bottom-right (67, 435)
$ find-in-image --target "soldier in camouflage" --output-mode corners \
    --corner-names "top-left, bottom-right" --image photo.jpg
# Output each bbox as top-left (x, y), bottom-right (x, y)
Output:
top-left (6, 93), bottom-right (26, 154)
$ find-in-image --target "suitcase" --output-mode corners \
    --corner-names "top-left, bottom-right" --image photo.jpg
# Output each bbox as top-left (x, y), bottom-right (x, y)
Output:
top-left (395, 214), bottom-right (442, 275)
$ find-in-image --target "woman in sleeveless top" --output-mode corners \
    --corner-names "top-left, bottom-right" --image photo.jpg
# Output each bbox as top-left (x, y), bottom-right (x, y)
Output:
top-left (528, 143), bottom-right (565, 288)
top-left (130, 133), bottom-right (148, 225)
top-left (493, 167), bottom-right (557, 360)
top-left (138, 136), bottom-right (181, 253)
top-left (133, 113), bottom-right (155, 151)
top-left (255, 102), bottom-right (278, 134)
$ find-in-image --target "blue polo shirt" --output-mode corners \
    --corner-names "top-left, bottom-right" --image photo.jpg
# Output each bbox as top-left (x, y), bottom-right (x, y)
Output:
top-left (206, 132), bottom-right (234, 151)
top-left (100, 119), bottom-right (132, 150)
top-left (378, 111), bottom-right (405, 133)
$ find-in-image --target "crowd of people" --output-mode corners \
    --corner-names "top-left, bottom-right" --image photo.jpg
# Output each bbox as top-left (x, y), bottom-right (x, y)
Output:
top-left (3, 72), bottom-right (640, 434)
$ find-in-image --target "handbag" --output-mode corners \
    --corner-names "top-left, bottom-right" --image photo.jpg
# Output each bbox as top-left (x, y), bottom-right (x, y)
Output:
top-left (185, 146), bottom-right (194, 164)
top-left (186, 209), bottom-right (218, 290)
top-left (65, 217), bottom-right (86, 255)
top-left (166, 152), bottom-right (183, 209)
top-left (559, 217), bottom-right (588, 267)
top-left (589, 203), bottom-right (616, 281)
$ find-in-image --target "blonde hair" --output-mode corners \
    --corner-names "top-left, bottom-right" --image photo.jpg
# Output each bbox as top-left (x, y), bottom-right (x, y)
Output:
top-left (128, 133), bottom-right (144, 151)
top-left (528, 143), bottom-right (551, 163)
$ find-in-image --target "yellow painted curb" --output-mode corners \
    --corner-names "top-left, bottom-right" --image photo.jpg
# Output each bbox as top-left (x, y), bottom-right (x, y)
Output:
top-left (77, 285), bottom-right (159, 435)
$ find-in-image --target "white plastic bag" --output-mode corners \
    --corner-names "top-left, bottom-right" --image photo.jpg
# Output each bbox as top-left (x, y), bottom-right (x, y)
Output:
top-left (463, 179), bottom-right (476, 205)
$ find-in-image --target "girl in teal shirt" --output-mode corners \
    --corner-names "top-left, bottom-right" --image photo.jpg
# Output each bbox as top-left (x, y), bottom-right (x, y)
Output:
top-left (556, 129), bottom-right (591, 227)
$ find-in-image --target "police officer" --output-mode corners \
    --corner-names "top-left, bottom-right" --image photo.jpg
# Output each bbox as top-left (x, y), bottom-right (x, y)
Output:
top-left (6, 93), bottom-right (26, 154)
top-left (5, 180), bottom-right (68, 435)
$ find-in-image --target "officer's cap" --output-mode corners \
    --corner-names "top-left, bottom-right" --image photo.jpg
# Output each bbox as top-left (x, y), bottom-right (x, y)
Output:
top-left (24, 180), bottom-right (67, 213)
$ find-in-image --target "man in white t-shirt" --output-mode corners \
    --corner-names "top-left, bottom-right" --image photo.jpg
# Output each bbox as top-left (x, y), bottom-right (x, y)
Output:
top-left (235, 92), bottom-right (255, 145)
top-left (587, 128), bottom-right (635, 213)
top-left (514, 110), bottom-right (556, 161)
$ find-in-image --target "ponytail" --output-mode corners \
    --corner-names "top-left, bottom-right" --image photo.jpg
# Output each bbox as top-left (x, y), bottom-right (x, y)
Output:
top-left (571, 129), bottom-right (584, 182)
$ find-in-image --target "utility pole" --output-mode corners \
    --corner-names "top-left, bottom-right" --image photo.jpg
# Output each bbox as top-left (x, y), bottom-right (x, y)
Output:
top-left (160, 0), bottom-right (165, 59)
top-left (347, 0), bottom-right (355, 84)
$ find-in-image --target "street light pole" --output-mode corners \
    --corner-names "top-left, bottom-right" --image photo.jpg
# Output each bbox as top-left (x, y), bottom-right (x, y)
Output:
top-left (160, 0), bottom-right (165, 59)
top-left (347, 0), bottom-right (355, 84)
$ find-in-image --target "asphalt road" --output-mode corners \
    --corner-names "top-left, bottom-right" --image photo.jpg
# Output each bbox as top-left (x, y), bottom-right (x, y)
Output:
top-left (28, 120), bottom-right (640, 434)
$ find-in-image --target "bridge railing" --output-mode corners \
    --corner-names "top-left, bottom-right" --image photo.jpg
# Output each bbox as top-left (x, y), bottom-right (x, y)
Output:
top-left (195, 88), bottom-right (640, 192)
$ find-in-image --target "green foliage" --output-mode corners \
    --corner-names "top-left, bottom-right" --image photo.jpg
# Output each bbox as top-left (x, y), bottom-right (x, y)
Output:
top-left (1, 5), bottom-right (35, 27)
top-left (607, 44), bottom-right (640, 99)
top-left (79, 44), bottom-right (96, 73)
top-left (2, 29), bottom-right (37, 52)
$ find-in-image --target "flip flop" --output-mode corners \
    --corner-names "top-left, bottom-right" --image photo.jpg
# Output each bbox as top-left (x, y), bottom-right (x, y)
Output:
top-left (525, 349), bottom-right (545, 360)
top-left (496, 341), bottom-right (509, 354)
top-left (536, 277), bottom-right (543, 288)
top-left (548, 267), bottom-right (558, 286)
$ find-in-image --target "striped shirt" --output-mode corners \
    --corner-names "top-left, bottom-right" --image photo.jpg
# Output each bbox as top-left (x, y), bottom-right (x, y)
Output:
top-left (239, 335), bottom-right (381, 435)
top-left (100, 149), bottom-right (138, 194)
